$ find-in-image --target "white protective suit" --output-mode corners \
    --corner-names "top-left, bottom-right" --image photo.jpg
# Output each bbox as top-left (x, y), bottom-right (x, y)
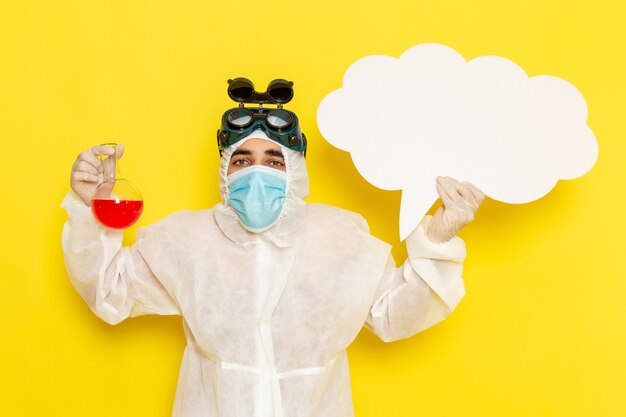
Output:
top-left (61, 137), bottom-right (467, 417)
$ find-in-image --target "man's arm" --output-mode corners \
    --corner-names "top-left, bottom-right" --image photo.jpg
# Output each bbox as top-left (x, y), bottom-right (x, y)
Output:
top-left (365, 176), bottom-right (484, 342)
top-left (62, 144), bottom-right (181, 324)
top-left (365, 215), bottom-right (466, 342)
top-left (62, 191), bottom-right (181, 325)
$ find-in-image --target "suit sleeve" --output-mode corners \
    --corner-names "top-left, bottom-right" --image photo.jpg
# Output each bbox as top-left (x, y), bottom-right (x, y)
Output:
top-left (365, 215), bottom-right (466, 342)
top-left (61, 192), bottom-right (181, 325)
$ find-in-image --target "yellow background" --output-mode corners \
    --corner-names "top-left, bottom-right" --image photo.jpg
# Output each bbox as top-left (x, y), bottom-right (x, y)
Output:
top-left (1, 0), bottom-right (624, 416)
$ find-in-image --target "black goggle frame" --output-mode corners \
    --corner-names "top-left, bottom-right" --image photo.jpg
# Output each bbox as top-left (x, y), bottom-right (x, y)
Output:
top-left (217, 77), bottom-right (307, 153)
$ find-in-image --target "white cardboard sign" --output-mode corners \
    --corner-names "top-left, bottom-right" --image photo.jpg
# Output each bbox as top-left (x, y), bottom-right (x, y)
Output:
top-left (317, 43), bottom-right (598, 240)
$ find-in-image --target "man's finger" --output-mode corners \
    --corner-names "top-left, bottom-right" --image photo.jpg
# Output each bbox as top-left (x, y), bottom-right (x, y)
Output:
top-left (439, 176), bottom-right (461, 189)
top-left (436, 178), bottom-right (457, 208)
top-left (77, 150), bottom-right (105, 172)
top-left (72, 171), bottom-right (99, 183)
top-left (115, 144), bottom-right (125, 159)
top-left (461, 182), bottom-right (486, 204)
top-left (456, 184), bottom-right (479, 210)
top-left (438, 176), bottom-right (465, 203)
top-left (74, 160), bottom-right (100, 176)
top-left (88, 145), bottom-right (116, 157)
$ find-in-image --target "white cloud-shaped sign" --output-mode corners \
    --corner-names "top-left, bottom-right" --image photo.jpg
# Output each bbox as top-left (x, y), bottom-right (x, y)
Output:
top-left (317, 43), bottom-right (598, 240)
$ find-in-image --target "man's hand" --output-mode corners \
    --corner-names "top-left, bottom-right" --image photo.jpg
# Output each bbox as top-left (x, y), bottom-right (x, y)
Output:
top-left (425, 176), bottom-right (485, 243)
top-left (70, 144), bottom-right (124, 206)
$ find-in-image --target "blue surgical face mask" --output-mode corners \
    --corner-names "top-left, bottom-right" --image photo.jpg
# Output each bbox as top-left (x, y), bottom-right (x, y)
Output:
top-left (227, 165), bottom-right (287, 233)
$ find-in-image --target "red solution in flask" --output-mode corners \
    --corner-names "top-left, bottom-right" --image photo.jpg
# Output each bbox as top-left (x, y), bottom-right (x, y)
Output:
top-left (92, 199), bottom-right (144, 229)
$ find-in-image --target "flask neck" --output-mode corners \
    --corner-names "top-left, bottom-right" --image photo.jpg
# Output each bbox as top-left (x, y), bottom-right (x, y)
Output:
top-left (100, 143), bottom-right (120, 181)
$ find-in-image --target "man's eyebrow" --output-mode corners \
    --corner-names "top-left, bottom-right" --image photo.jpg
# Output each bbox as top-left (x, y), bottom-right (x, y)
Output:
top-left (231, 149), bottom-right (252, 157)
top-left (265, 149), bottom-right (284, 158)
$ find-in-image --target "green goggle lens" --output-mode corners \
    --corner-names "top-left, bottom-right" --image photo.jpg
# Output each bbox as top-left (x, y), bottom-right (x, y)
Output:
top-left (226, 108), bottom-right (254, 128)
top-left (266, 109), bottom-right (292, 129)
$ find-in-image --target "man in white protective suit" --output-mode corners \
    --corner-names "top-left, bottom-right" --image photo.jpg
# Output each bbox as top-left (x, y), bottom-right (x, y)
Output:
top-left (61, 78), bottom-right (484, 417)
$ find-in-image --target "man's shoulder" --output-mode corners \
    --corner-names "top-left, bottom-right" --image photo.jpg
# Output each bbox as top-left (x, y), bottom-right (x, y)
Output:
top-left (137, 208), bottom-right (217, 238)
top-left (302, 202), bottom-right (392, 254)
top-left (304, 202), bottom-right (371, 233)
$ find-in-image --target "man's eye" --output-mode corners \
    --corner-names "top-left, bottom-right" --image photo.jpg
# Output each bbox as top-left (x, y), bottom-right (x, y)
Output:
top-left (268, 160), bottom-right (284, 167)
top-left (232, 159), bottom-right (249, 166)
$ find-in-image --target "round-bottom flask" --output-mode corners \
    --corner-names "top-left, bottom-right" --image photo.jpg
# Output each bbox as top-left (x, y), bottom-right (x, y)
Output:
top-left (91, 143), bottom-right (144, 229)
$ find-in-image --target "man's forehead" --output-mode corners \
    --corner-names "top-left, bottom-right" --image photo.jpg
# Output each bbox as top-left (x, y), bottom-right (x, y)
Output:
top-left (236, 138), bottom-right (283, 154)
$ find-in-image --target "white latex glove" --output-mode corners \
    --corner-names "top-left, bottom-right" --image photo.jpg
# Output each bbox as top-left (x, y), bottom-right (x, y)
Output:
top-left (425, 176), bottom-right (485, 243)
top-left (70, 144), bottom-right (125, 206)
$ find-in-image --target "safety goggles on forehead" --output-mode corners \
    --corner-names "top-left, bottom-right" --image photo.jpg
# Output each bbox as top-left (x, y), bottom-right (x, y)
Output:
top-left (217, 78), bottom-right (307, 153)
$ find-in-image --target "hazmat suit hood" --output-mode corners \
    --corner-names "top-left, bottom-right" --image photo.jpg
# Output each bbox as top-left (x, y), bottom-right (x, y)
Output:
top-left (214, 130), bottom-right (309, 247)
